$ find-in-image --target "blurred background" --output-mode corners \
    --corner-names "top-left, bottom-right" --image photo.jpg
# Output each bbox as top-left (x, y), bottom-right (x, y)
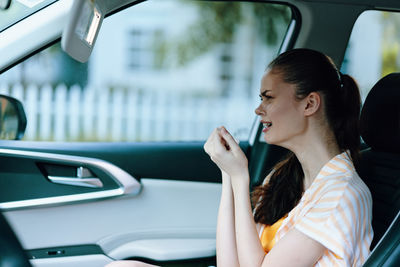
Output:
top-left (0, 0), bottom-right (398, 142)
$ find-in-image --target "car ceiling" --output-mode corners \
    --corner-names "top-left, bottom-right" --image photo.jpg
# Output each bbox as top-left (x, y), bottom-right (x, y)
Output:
top-left (102, 0), bottom-right (400, 18)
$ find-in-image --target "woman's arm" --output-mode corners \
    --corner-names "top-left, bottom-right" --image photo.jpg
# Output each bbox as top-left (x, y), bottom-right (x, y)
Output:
top-left (205, 127), bottom-right (326, 267)
top-left (230, 175), bottom-right (325, 267)
top-left (219, 128), bottom-right (325, 267)
top-left (216, 171), bottom-right (239, 267)
top-left (204, 127), bottom-right (266, 266)
top-left (229, 172), bottom-right (266, 266)
top-left (261, 228), bottom-right (325, 267)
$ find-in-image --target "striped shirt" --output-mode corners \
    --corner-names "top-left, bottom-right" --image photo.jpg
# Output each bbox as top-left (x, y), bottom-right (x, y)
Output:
top-left (275, 151), bottom-right (373, 266)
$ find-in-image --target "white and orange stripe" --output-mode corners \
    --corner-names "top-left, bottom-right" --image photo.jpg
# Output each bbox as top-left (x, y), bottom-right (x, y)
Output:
top-left (275, 151), bottom-right (373, 266)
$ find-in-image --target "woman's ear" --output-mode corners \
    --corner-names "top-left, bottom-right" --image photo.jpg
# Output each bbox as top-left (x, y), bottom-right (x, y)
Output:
top-left (304, 92), bottom-right (321, 116)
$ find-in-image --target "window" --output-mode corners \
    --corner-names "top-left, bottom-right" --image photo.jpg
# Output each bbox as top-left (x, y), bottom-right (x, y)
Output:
top-left (126, 29), bottom-right (162, 71)
top-left (342, 10), bottom-right (400, 101)
top-left (0, 0), bottom-right (292, 142)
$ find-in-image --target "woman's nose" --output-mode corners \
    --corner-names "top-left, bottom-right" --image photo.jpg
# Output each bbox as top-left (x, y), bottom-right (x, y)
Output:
top-left (255, 104), bottom-right (264, 116)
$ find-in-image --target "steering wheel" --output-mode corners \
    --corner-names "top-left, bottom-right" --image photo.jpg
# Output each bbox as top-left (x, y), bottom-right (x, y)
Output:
top-left (0, 212), bottom-right (31, 267)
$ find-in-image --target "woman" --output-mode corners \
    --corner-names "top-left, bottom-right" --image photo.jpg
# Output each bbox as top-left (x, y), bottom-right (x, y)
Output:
top-left (106, 48), bottom-right (373, 267)
top-left (205, 48), bottom-right (373, 266)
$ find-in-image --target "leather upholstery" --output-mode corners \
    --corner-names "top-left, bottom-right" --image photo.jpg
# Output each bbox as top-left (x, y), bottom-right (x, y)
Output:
top-left (359, 73), bottom-right (400, 267)
top-left (359, 149), bottom-right (400, 249)
top-left (360, 73), bottom-right (400, 153)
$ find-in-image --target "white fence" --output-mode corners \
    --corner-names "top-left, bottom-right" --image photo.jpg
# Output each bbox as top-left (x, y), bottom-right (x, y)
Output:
top-left (0, 83), bottom-right (257, 142)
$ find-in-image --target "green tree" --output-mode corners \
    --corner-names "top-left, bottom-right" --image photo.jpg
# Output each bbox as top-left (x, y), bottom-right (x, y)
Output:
top-left (154, 1), bottom-right (291, 67)
top-left (48, 43), bottom-right (88, 88)
top-left (381, 12), bottom-right (400, 77)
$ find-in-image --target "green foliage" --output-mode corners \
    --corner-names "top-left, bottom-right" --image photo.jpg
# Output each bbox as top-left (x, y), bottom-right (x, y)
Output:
top-left (253, 4), bottom-right (291, 45)
top-left (380, 12), bottom-right (400, 77)
top-left (175, 2), bottom-right (242, 65)
top-left (47, 43), bottom-right (88, 87)
top-left (381, 44), bottom-right (399, 77)
top-left (153, 1), bottom-right (291, 67)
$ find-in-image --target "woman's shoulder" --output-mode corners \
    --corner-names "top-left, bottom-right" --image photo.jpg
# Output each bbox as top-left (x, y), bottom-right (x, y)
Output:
top-left (306, 165), bottom-right (372, 216)
top-left (317, 170), bottom-right (370, 197)
top-left (307, 174), bottom-right (372, 227)
top-left (312, 152), bottom-right (370, 197)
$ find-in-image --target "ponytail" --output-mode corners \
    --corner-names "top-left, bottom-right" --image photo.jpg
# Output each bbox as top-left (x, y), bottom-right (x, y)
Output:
top-left (252, 49), bottom-right (362, 225)
top-left (330, 74), bottom-right (361, 168)
top-left (252, 152), bottom-right (304, 225)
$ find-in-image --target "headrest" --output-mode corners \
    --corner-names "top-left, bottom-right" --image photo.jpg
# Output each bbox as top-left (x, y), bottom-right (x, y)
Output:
top-left (360, 73), bottom-right (400, 153)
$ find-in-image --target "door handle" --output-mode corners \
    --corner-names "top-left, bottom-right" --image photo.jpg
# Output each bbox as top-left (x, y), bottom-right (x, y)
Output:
top-left (47, 176), bottom-right (103, 188)
top-left (47, 166), bottom-right (103, 188)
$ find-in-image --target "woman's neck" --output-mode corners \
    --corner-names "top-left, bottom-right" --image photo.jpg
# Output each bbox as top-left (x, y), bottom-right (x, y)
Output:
top-left (291, 130), bottom-right (341, 191)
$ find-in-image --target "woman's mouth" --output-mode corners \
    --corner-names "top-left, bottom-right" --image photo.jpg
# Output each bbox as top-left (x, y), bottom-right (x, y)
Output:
top-left (262, 121), bottom-right (272, 132)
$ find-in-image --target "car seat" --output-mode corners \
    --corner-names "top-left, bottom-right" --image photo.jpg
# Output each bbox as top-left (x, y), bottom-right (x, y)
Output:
top-left (358, 73), bottom-right (400, 266)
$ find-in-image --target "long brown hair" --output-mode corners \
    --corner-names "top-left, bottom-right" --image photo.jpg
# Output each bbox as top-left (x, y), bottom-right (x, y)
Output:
top-left (252, 48), bottom-right (361, 225)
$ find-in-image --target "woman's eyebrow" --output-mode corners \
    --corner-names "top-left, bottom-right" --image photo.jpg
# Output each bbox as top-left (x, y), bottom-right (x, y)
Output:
top-left (259, 90), bottom-right (271, 97)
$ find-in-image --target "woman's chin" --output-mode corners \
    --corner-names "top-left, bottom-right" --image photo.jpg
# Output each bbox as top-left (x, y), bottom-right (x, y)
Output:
top-left (263, 135), bottom-right (275, 145)
top-left (263, 134), bottom-right (284, 147)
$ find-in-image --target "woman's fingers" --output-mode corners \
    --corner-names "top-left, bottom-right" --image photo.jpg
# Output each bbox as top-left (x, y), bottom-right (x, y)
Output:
top-left (205, 126), bottom-right (240, 160)
top-left (204, 127), bottom-right (248, 178)
top-left (218, 127), bottom-right (239, 152)
top-left (204, 128), bottom-right (219, 154)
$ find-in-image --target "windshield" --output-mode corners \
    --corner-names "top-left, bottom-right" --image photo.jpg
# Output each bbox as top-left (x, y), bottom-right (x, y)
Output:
top-left (0, 0), bottom-right (292, 142)
top-left (0, 0), bottom-right (57, 32)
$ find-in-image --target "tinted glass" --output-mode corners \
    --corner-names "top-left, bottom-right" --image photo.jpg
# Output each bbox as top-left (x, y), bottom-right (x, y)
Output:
top-left (0, 0), bottom-right (291, 142)
top-left (342, 10), bottom-right (400, 101)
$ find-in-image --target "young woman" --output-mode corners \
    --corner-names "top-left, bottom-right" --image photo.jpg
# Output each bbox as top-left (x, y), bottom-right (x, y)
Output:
top-left (204, 48), bottom-right (373, 266)
top-left (106, 49), bottom-right (373, 267)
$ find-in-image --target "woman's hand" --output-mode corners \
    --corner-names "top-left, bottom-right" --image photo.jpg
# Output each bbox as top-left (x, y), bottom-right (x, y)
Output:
top-left (204, 127), bottom-right (248, 181)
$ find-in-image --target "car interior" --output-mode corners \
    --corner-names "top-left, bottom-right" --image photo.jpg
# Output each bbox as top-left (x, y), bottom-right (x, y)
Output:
top-left (358, 73), bottom-right (400, 266)
top-left (0, 0), bottom-right (399, 267)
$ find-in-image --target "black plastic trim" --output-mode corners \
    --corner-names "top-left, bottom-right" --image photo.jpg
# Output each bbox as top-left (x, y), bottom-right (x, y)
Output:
top-left (27, 245), bottom-right (104, 259)
top-left (127, 255), bottom-right (216, 267)
top-left (282, 1), bottom-right (302, 51)
top-left (0, 153), bottom-right (121, 203)
top-left (0, 141), bottom-right (250, 183)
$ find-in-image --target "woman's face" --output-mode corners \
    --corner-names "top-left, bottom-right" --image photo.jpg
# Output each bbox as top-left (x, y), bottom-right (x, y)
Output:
top-left (255, 70), bottom-right (308, 147)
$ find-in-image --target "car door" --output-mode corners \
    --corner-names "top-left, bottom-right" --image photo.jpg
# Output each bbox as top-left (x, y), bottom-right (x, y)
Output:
top-left (0, 1), bottom-right (294, 266)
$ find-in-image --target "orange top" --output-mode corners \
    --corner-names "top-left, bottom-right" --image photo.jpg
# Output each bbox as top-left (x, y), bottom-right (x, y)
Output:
top-left (259, 217), bottom-right (286, 253)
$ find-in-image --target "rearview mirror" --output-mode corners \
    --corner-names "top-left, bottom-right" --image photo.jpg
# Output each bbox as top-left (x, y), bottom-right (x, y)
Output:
top-left (0, 0), bottom-right (11, 10)
top-left (0, 95), bottom-right (27, 140)
top-left (61, 0), bottom-right (105, 63)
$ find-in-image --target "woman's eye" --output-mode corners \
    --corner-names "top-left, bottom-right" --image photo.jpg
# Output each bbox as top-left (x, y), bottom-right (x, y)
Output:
top-left (259, 95), bottom-right (273, 101)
